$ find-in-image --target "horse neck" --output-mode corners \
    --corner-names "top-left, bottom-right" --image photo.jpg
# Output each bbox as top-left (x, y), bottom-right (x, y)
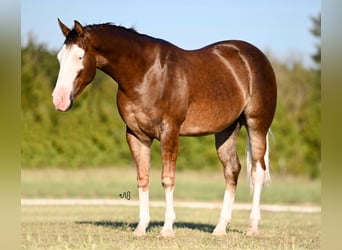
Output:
top-left (91, 28), bottom-right (157, 92)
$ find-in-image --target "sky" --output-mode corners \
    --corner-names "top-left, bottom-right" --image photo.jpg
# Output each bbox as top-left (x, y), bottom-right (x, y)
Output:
top-left (21, 1), bottom-right (320, 67)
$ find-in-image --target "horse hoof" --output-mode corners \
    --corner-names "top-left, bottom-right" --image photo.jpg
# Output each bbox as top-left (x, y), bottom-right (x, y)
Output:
top-left (160, 229), bottom-right (175, 238)
top-left (212, 228), bottom-right (226, 236)
top-left (133, 228), bottom-right (146, 237)
top-left (133, 231), bottom-right (146, 237)
top-left (246, 227), bottom-right (259, 237)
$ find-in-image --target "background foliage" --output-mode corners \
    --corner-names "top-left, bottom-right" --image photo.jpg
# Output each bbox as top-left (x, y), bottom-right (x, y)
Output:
top-left (21, 15), bottom-right (320, 178)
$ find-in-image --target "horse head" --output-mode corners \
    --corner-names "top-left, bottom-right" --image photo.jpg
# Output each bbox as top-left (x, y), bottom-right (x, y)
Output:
top-left (52, 19), bottom-right (96, 111)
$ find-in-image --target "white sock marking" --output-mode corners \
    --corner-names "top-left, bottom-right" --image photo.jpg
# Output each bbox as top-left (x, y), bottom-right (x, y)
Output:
top-left (213, 189), bottom-right (235, 234)
top-left (137, 188), bottom-right (150, 229)
top-left (250, 161), bottom-right (264, 225)
top-left (162, 187), bottom-right (176, 234)
top-left (219, 190), bottom-right (235, 224)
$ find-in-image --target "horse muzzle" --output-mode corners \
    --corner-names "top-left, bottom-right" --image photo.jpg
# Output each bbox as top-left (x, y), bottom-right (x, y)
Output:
top-left (52, 91), bottom-right (74, 112)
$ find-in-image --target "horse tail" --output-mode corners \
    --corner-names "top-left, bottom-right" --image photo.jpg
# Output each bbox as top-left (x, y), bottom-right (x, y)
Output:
top-left (246, 131), bottom-right (272, 192)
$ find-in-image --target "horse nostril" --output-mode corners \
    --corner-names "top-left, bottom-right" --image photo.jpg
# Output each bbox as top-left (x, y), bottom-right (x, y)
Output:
top-left (57, 95), bottom-right (73, 112)
top-left (65, 96), bottom-right (74, 111)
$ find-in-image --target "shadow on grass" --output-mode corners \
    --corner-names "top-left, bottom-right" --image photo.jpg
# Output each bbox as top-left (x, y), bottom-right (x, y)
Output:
top-left (76, 220), bottom-right (243, 234)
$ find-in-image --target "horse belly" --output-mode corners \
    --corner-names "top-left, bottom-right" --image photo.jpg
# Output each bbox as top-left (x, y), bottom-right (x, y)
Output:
top-left (179, 103), bottom-right (243, 136)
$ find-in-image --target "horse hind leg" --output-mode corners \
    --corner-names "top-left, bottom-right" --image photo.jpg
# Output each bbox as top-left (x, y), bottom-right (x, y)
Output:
top-left (245, 125), bottom-right (271, 237)
top-left (213, 121), bottom-right (241, 235)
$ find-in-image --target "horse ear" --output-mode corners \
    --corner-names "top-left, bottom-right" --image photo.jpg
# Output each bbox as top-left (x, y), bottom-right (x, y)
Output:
top-left (57, 18), bottom-right (71, 37)
top-left (74, 20), bottom-right (85, 36)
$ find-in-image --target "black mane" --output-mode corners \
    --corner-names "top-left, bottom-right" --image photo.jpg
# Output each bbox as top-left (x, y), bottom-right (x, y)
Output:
top-left (86, 23), bottom-right (137, 32)
top-left (64, 22), bottom-right (137, 45)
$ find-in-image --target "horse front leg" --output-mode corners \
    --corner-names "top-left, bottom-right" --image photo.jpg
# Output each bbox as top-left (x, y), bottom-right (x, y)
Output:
top-left (213, 123), bottom-right (241, 235)
top-left (159, 125), bottom-right (179, 237)
top-left (126, 130), bottom-right (152, 236)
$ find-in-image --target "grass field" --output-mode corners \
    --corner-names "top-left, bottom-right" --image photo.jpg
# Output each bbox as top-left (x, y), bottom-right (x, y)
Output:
top-left (21, 168), bottom-right (320, 205)
top-left (21, 168), bottom-right (321, 249)
top-left (21, 205), bottom-right (320, 249)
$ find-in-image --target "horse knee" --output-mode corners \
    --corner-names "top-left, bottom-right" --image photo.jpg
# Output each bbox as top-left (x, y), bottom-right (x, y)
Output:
top-left (225, 171), bottom-right (240, 187)
top-left (224, 163), bottom-right (241, 188)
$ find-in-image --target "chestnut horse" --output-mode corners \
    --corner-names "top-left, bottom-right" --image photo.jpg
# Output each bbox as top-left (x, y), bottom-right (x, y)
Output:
top-left (53, 19), bottom-right (277, 237)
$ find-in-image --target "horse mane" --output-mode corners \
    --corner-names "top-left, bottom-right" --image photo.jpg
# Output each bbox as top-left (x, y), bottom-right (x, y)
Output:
top-left (85, 23), bottom-right (137, 33)
top-left (64, 22), bottom-right (138, 45)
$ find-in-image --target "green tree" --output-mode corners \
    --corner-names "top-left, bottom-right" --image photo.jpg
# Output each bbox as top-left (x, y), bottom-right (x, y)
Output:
top-left (307, 12), bottom-right (321, 178)
top-left (310, 13), bottom-right (321, 67)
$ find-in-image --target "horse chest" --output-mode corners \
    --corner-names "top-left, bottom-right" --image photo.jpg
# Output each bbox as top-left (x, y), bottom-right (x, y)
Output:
top-left (117, 93), bottom-right (165, 140)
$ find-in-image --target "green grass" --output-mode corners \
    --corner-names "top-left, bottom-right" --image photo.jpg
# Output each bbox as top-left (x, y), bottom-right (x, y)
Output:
top-left (21, 205), bottom-right (320, 249)
top-left (21, 168), bottom-right (321, 205)
top-left (21, 168), bottom-right (320, 249)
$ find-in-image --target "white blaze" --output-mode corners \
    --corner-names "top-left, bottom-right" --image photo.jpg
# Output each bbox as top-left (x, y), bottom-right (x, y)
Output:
top-left (52, 44), bottom-right (85, 111)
